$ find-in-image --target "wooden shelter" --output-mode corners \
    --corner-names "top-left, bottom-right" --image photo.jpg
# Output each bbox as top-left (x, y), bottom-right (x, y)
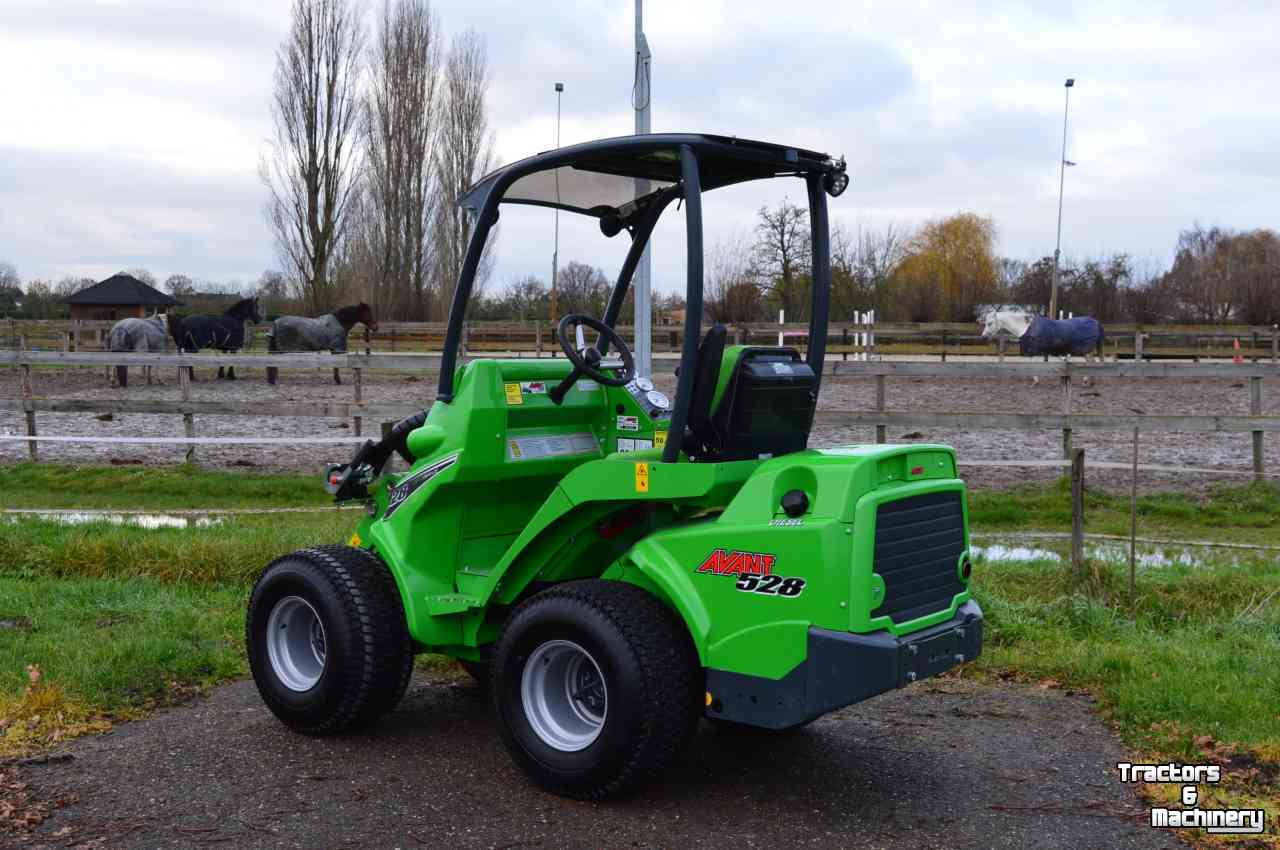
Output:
top-left (63, 273), bottom-right (179, 320)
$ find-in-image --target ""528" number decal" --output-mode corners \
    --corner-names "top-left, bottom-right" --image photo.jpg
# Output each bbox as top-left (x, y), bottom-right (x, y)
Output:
top-left (734, 574), bottom-right (806, 597)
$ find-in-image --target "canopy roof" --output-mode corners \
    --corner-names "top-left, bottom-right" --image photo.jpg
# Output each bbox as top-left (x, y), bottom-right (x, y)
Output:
top-left (64, 273), bottom-right (180, 306)
top-left (458, 133), bottom-right (842, 219)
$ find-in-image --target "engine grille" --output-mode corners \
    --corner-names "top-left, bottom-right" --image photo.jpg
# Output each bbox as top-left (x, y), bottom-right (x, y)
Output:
top-left (873, 491), bottom-right (967, 624)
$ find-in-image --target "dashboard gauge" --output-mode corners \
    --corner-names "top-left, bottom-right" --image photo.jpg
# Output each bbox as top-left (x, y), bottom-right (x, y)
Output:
top-left (634, 377), bottom-right (654, 392)
top-left (645, 390), bottom-right (671, 410)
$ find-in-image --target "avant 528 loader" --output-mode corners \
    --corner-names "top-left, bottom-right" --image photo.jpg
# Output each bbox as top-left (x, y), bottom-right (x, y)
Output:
top-left (247, 134), bottom-right (982, 799)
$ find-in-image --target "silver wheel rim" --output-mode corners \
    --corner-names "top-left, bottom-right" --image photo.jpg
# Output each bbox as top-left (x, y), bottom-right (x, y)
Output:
top-left (520, 639), bottom-right (607, 752)
top-left (266, 596), bottom-right (327, 692)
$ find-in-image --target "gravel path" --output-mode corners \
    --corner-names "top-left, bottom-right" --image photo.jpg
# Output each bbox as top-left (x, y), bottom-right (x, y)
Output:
top-left (17, 671), bottom-right (1182, 849)
top-left (3, 363), bottom-right (1274, 493)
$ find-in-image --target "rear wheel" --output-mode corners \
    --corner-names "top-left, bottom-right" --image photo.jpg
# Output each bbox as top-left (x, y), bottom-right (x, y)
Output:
top-left (246, 545), bottom-right (413, 734)
top-left (492, 580), bottom-right (700, 800)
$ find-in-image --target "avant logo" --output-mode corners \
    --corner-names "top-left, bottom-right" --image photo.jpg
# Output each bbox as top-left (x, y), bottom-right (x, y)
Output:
top-left (384, 453), bottom-right (459, 519)
top-left (696, 549), bottom-right (777, 577)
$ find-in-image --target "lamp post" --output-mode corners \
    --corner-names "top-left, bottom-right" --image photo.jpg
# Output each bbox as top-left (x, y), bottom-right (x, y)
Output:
top-left (551, 82), bottom-right (563, 323)
top-left (633, 0), bottom-right (652, 377)
top-left (1048, 77), bottom-right (1075, 320)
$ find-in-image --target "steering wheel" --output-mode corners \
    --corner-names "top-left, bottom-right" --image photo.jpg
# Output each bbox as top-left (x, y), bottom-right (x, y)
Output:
top-left (549, 313), bottom-right (635, 404)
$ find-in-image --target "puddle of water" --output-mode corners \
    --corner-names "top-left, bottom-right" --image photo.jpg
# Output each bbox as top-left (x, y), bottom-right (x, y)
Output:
top-left (972, 540), bottom-right (1264, 569)
top-left (5, 511), bottom-right (222, 529)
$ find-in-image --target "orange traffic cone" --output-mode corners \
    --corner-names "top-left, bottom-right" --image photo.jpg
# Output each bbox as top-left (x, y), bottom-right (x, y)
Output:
top-left (1233, 338), bottom-right (1244, 364)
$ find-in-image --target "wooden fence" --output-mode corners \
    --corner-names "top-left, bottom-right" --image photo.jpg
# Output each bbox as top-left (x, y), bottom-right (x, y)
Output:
top-left (2, 349), bottom-right (1277, 476)
top-left (5, 318), bottom-right (1279, 361)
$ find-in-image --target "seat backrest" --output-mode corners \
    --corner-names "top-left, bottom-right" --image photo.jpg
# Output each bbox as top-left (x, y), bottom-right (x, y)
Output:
top-left (682, 324), bottom-right (727, 456)
top-left (707, 347), bottom-right (817, 462)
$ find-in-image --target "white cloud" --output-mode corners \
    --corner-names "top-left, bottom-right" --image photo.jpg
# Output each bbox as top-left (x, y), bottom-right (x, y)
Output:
top-left (0, 0), bottom-right (1276, 298)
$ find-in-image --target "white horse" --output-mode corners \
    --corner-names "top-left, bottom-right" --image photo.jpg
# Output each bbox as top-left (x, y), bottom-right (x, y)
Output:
top-left (978, 306), bottom-right (1036, 341)
top-left (977, 306), bottom-right (1094, 385)
top-left (106, 312), bottom-right (169, 387)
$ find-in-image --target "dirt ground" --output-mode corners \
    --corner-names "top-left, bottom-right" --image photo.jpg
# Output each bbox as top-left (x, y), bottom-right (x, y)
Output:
top-left (13, 670), bottom-right (1183, 850)
top-left (2, 362), bottom-right (1276, 493)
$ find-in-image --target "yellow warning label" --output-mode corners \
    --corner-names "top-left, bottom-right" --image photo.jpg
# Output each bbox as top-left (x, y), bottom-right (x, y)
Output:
top-left (509, 440), bottom-right (522, 459)
top-left (348, 532), bottom-right (362, 547)
top-left (635, 462), bottom-right (649, 493)
top-left (653, 430), bottom-right (667, 449)
top-left (504, 383), bottom-right (523, 405)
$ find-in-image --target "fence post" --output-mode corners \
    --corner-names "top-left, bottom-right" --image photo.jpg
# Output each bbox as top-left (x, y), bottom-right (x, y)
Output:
top-left (998, 337), bottom-right (1006, 363)
top-left (842, 327), bottom-right (849, 361)
top-left (1272, 325), bottom-right (1278, 364)
top-left (1071, 447), bottom-right (1085, 580)
top-left (1061, 373), bottom-right (1073, 460)
top-left (535, 323), bottom-right (543, 357)
top-left (18, 337), bottom-right (37, 461)
top-left (1129, 426), bottom-right (1139, 618)
top-left (353, 367), bottom-right (363, 438)
top-left (875, 374), bottom-right (886, 444)
top-left (1251, 375), bottom-right (1264, 480)
top-left (73, 319), bottom-right (82, 352)
top-left (1134, 331), bottom-right (1144, 362)
top-left (940, 329), bottom-right (947, 362)
top-left (180, 362), bottom-right (195, 464)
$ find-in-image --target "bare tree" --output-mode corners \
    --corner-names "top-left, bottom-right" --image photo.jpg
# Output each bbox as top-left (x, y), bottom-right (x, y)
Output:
top-left (127, 268), bottom-right (157, 286)
top-left (434, 29), bottom-right (495, 317)
top-left (706, 230), bottom-right (761, 324)
top-left (751, 200), bottom-right (810, 321)
top-left (365, 0), bottom-right (442, 320)
top-left (164, 274), bottom-right (196, 299)
top-left (262, 0), bottom-right (365, 313)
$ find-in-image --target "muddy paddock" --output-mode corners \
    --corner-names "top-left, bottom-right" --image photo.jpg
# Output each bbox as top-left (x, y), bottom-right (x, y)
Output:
top-left (2, 361), bottom-right (1276, 494)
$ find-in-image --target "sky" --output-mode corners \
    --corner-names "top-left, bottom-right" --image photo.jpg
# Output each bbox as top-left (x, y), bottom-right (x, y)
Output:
top-left (0, 0), bottom-right (1277, 297)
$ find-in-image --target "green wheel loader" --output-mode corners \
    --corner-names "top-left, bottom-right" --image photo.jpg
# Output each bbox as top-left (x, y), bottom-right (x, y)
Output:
top-left (247, 134), bottom-right (982, 799)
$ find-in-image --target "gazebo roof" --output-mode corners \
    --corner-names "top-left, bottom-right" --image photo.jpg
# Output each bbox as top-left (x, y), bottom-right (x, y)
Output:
top-left (64, 274), bottom-right (180, 306)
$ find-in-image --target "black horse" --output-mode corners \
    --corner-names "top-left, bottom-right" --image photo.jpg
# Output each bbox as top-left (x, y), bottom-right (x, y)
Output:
top-left (168, 296), bottom-right (263, 380)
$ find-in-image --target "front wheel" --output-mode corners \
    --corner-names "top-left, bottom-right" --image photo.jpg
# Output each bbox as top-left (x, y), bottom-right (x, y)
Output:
top-left (246, 545), bottom-right (413, 735)
top-left (492, 580), bottom-right (701, 800)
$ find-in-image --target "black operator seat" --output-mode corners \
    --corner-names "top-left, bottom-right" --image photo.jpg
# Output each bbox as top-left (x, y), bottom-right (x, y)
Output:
top-left (686, 345), bottom-right (818, 463)
top-left (681, 324), bottom-right (727, 459)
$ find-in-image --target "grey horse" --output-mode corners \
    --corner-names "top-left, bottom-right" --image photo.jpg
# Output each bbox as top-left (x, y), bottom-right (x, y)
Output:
top-left (106, 313), bottom-right (169, 387)
top-left (265, 303), bottom-right (377, 385)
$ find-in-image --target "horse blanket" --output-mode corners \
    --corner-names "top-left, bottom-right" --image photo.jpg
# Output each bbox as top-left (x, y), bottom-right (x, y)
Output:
top-left (1019, 316), bottom-right (1104, 357)
top-left (107, 315), bottom-right (167, 353)
top-left (175, 315), bottom-right (247, 351)
top-left (267, 314), bottom-right (349, 353)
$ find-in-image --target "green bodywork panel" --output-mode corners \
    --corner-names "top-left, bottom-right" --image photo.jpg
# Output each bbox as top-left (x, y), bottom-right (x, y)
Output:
top-left (348, 356), bottom-right (972, 679)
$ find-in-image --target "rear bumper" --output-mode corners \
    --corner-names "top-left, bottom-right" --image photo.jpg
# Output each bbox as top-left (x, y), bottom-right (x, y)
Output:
top-left (705, 600), bottom-right (983, 729)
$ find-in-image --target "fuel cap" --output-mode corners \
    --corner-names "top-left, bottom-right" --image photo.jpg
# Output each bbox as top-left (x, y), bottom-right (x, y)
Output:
top-left (781, 489), bottom-right (809, 518)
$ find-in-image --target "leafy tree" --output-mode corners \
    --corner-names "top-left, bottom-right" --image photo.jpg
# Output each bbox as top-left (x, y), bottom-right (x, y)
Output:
top-left (890, 213), bottom-right (998, 322)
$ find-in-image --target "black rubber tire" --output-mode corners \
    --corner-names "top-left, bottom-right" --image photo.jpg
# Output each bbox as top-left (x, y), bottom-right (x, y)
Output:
top-left (492, 580), bottom-right (701, 800)
top-left (246, 545), bottom-right (413, 735)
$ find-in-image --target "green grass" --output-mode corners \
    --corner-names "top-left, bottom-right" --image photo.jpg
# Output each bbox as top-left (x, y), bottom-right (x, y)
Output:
top-left (0, 577), bottom-right (245, 711)
top-left (969, 478), bottom-right (1280, 546)
top-left (1, 513), bottom-right (354, 584)
top-left (971, 554), bottom-right (1280, 757)
top-left (0, 463), bottom-right (329, 510)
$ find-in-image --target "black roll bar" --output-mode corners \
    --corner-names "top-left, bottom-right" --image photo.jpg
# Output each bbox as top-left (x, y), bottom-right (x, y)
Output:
top-left (661, 145), bottom-right (704, 464)
top-left (804, 173), bottom-right (831, 397)
top-left (437, 195), bottom-right (501, 402)
top-left (598, 186), bottom-right (683, 356)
